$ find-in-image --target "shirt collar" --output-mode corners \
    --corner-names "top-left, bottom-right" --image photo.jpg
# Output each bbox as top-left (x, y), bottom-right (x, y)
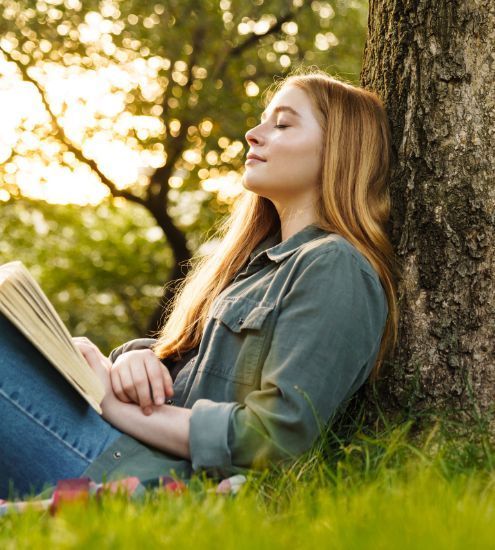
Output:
top-left (249, 223), bottom-right (330, 264)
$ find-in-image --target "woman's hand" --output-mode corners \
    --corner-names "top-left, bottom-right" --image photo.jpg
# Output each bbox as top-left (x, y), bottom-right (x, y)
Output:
top-left (110, 349), bottom-right (174, 416)
top-left (71, 336), bottom-right (116, 413)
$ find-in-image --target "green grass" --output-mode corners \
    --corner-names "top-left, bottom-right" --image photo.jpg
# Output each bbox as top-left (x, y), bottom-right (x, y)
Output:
top-left (3, 405), bottom-right (495, 549)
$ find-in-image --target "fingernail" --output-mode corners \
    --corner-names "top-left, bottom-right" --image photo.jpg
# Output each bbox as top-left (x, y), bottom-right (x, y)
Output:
top-left (156, 397), bottom-right (165, 405)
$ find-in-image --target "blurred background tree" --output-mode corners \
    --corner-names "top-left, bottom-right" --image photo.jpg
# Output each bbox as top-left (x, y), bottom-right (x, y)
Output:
top-left (0, 0), bottom-right (367, 351)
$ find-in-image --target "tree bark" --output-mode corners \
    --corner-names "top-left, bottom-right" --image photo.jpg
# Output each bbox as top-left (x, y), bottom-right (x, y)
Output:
top-left (360, 0), bottom-right (495, 415)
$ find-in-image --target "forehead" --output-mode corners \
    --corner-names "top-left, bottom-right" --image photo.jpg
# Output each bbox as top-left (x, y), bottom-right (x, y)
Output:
top-left (260, 86), bottom-right (311, 121)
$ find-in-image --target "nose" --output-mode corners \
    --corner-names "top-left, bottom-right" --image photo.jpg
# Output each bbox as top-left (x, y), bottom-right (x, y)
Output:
top-left (245, 124), bottom-right (264, 147)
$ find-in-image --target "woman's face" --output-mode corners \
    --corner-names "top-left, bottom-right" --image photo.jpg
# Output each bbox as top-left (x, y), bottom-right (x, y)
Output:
top-left (242, 84), bottom-right (323, 205)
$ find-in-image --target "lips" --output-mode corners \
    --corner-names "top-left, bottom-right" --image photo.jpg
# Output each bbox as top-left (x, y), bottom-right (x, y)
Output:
top-left (246, 153), bottom-right (266, 162)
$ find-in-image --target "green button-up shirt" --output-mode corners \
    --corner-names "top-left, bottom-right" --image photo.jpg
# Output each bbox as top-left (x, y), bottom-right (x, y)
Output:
top-left (81, 223), bottom-right (388, 483)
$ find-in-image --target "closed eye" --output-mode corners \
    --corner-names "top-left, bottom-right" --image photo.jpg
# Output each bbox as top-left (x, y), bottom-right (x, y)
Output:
top-left (274, 124), bottom-right (289, 129)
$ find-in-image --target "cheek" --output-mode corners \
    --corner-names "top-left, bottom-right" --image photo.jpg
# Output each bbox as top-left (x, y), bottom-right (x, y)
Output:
top-left (275, 138), bottom-right (321, 181)
top-left (243, 133), bottom-right (322, 191)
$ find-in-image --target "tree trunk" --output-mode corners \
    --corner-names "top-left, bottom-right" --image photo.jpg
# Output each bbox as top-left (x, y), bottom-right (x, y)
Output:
top-left (145, 202), bottom-right (192, 336)
top-left (360, 0), bottom-right (495, 415)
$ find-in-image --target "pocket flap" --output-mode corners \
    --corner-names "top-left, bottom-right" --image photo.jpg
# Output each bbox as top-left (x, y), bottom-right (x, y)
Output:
top-left (212, 297), bottom-right (273, 333)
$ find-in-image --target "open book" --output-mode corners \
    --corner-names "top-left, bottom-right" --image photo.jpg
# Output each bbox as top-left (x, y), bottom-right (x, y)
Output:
top-left (0, 261), bottom-right (105, 414)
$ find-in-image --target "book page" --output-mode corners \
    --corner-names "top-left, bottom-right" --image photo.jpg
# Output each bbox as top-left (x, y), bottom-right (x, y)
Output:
top-left (0, 261), bottom-right (104, 414)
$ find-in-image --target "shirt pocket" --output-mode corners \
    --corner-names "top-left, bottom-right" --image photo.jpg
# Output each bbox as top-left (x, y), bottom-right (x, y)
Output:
top-left (201, 296), bottom-right (274, 386)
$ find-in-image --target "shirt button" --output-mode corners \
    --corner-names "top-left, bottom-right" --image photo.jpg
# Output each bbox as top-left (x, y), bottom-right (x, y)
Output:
top-left (238, 317), bottom-right (244, 325)
top-left (113, 451), bottom-right (121, 460)
top-left (166, 399), bottom-right (175, 405)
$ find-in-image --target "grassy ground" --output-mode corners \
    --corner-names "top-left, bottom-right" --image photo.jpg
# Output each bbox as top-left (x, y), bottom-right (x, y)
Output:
top-left (2, 405), bottom-right (495, 549)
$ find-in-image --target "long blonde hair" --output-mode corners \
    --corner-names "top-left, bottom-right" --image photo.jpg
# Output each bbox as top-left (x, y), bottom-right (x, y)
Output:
top-left (152, 67), bottom-right (401, 380)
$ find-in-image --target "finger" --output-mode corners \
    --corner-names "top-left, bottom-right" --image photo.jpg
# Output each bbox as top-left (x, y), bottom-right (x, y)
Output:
top-left (73, 340), bottom-right (106, 366)
top-left (143, 353), bottom-right (167, 406)
top-left (78, 344), bottom-right (101, 370)
top-left (73, 336), bottom-right (96, 349)
top-left (129, 358), bottom-right (153, 411)
top-left (110, 366), bottom-right (132, 403)
top-left (162, 364), bottom-right (174, 399)
top-left (118, 361), bottom-right (140, 404)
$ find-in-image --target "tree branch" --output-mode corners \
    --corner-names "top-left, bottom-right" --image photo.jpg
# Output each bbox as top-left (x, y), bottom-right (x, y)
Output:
top-left (211, 5), bottom-right (307, 82)
top-left (0, 48), bottom-right (147, 207)
top-left (152, 21), bottom-right (207, 205)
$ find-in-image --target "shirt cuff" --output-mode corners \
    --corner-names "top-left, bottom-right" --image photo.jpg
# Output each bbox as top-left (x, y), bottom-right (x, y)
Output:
top-left (108, 338), bottom-right (157, 363)
top-left (189, 399), bottom-right (239, 473)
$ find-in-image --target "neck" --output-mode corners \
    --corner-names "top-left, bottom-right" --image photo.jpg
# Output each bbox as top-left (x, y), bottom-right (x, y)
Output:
top-left (277, 206), bottom-right (317, 241)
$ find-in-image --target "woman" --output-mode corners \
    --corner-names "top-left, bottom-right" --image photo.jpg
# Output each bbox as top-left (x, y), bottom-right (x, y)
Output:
top-left (0, 68), bottom-right (400, 500)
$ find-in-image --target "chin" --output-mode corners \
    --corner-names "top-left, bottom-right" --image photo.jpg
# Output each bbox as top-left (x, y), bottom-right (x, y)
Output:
top-left (241, 178), bottom-right (274, 200)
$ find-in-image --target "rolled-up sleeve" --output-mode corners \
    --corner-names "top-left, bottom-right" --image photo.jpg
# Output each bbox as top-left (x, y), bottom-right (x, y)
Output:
top-left (108, 338), bottom-right (158, 363)
top-left (189, 400), bottom-right (239, 471)
top-left (188, 247), bottom-right (388, 475)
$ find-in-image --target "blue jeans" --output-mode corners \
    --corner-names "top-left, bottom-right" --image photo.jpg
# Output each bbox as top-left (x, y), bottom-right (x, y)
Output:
top-left (0, 314), bottom-right (124, 500)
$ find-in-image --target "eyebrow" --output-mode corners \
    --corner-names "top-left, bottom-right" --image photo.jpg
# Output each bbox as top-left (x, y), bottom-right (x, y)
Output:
top-left (260, 105), bottom-right (301, 121)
